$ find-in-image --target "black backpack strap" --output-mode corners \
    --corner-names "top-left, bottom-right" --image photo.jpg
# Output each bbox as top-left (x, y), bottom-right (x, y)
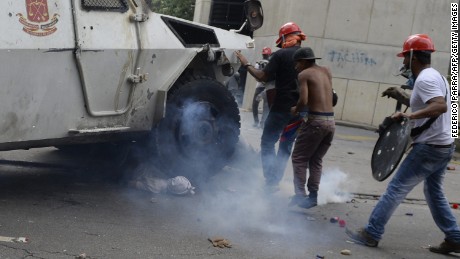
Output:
top-left (410, 117), bottom-right (438, 137)
top-left (410, 74), bottom-right (448, 138)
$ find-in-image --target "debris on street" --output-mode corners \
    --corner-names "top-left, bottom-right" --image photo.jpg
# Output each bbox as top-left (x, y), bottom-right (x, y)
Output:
top-left (330, 217), bottom-right (339, 223)
top-left (405, 213), bottom-right (414, 216)
top-left (166, 176), bottom-right (196, 195)
top-left (340, 249), bottom-right (351, 255)
top-left (327, 216), bottom-right (346, 226)
top-left (453, 203), bottom-right (459, 209)
top-left (75, 253), bottom-right (87, 259)
top-left (0, 236), bottom-right (28, 243)
top-left (208, 237), bottom-right (232, 248)
top-left (447, 165), bottom-right (456, 170)
top-left (128, 165), bottom-right (195, 195)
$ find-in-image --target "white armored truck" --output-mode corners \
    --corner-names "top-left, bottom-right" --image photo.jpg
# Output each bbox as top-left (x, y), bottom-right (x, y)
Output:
top-left (0, 0), bottom-right (263, 180)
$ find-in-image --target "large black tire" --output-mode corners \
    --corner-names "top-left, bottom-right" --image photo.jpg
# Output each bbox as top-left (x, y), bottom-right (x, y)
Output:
top-left (155, 76), bottom-right (240, 181)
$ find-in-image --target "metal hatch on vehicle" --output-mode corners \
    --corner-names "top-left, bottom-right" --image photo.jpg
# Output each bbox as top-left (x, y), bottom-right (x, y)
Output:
top-left (72, 0), bottom-right (145, 117)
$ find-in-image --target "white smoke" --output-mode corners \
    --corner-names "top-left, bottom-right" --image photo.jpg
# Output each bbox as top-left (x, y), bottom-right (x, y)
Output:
top-left (318, 168), bottom-right (352, 205)
top-left (122, 108), bottom-right (355, 257)
top-left (178, 139), bottom-right (353, 235)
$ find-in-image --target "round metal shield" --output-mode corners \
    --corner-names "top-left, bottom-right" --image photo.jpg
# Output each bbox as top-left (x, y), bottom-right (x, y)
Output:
top-left (371, 118), bottom-right (411, 181)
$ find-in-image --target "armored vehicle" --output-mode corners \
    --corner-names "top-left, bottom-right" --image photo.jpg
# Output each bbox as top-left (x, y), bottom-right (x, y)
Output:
top-left (0, 0), bottom-right (263, 180)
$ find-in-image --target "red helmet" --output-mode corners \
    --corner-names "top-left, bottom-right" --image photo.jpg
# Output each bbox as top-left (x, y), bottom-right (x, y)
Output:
top-left (397, 34), bottom-right (435, 57)
top-left (276, 22), bottom-right (303, 47)
top-left (262, 47), bottom-right (272, 55)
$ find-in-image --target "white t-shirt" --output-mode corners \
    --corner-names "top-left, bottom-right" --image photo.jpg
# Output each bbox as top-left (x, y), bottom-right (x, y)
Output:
top-left (410, 67), bottom-right (452, 145)
top-left (254, 59), bottom-right (275, 89)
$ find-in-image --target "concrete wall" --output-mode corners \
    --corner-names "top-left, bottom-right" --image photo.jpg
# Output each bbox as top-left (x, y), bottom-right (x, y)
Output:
top-left (240, 0), bottom-right (451, 127)
top-left (193, 0), bottom-right (212, 24)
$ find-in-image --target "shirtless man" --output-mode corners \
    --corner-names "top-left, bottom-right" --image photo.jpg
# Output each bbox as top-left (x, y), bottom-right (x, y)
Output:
top-left (289, 47), bottom-right (335, 209)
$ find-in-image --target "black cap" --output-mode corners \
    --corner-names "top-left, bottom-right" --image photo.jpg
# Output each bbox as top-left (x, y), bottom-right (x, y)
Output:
top-left (293, 47), bottom-right (321, 61)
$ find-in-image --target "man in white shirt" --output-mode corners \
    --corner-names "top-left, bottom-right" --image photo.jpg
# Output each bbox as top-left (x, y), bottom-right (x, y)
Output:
top-left (346, 34), bottom-right (460, 255)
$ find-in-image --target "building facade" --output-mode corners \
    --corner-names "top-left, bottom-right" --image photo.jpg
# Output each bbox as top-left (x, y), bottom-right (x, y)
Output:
top-left (195, 0), bottom-right (453, 127)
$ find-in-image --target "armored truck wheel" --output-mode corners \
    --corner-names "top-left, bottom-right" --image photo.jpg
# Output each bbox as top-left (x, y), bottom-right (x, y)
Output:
top-left (155, 76), bottom-right (240, 181)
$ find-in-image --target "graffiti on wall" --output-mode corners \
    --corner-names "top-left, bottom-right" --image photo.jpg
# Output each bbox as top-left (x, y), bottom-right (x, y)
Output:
top-left (327, 49), bottom-right (377, 68)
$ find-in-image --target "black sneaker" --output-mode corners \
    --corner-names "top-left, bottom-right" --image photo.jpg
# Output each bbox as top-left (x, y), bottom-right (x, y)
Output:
top-left (429, 239), bottom-right (460, 254)
top-left (297, 196), bottom-right (317, 209)
top-left (345, 228), bottom-right (379, 247)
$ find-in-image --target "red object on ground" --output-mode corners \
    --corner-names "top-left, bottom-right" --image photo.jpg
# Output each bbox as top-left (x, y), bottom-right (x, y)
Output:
top-left (453, 203), bottom-right (459, 209)
top-left (339, 219), bottom-right (346, 227)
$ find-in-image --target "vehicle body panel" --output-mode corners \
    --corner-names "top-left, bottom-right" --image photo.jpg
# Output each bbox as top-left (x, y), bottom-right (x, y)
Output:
top-left (0, 0), bottom-right (256, 151)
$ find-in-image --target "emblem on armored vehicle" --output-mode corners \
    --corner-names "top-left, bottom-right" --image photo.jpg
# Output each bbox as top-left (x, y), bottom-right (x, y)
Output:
top-left (17, 0), bottom-right (59, 37)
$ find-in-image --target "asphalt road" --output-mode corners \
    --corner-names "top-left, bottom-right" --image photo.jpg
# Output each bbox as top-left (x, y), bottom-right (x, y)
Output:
top-left (0, 110), bottom-right (459, 259)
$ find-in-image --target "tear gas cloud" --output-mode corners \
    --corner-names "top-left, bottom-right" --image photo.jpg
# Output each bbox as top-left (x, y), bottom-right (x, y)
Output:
top-left (178, 138), bottom-right (354, 256)
top-left (125, 103), bottom-right (354, 257)
top-left (318, 168), bottom-right (352, 205)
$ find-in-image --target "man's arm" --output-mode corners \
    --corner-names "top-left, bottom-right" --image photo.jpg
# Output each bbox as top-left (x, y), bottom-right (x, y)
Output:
top-left (392, 96), bottom-right (447, 120)
top-left (235, 51), bottom-right (270, 82)
top-left (246, 65), bottom-right (270, 82)
top-left (381, 87), bottom-right (411, 107)
top-left (292, 72), bottom-right (309, 115)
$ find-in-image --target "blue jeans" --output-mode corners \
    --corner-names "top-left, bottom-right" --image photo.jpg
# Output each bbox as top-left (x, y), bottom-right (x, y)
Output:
top-left (261, 111), bottom-right (297, 186)
top-left (366, 144), bottom-right (460, 243)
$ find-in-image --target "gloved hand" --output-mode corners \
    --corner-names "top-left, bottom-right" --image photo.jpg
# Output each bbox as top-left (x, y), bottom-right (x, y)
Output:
top-left (381, 86), bottom-right (410, 107)
top-left (208, 237), bottom-right (232, 248)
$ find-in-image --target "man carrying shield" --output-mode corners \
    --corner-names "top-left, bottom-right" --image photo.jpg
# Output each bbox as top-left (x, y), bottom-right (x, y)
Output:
top-left (346, 34), bottom-right (460, 254)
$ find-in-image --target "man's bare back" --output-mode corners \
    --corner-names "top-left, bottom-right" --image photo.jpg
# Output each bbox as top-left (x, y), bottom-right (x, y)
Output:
top-left (294, 64), bottom-right (333, 114)
top-left (290, 47), bottom-right (336, 209)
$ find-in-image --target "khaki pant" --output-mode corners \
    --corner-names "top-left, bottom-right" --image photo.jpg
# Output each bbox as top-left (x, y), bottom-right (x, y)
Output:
top-left (291, 117), bottom-right (335, 196)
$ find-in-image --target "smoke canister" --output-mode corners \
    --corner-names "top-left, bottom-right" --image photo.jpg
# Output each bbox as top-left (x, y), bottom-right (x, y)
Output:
top-left (330, 216), bottom-right (339, 223)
